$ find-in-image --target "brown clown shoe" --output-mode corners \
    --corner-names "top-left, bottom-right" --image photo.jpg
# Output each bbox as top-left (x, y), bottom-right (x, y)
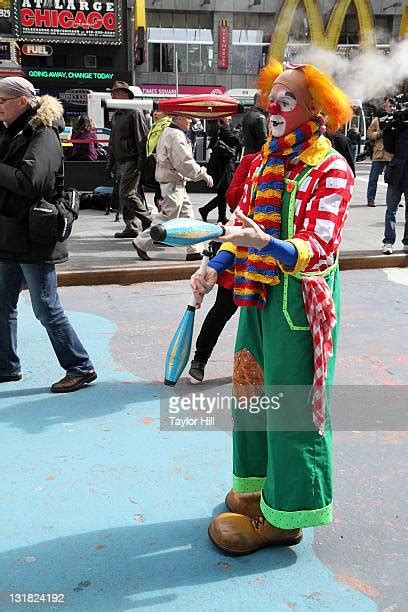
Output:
top-left (225, 489), bottom-right (261, 518)
top-left (208, 513), bottom-right (302, 555)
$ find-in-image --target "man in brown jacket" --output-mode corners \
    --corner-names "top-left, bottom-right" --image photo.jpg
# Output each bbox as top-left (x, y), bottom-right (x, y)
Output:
top-left (107, 81), bottom-right (152, 238)
top-left (366, 97), bottom-right (396, 207)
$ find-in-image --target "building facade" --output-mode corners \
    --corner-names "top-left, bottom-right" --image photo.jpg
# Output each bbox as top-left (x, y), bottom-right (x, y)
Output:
top-left (1, 0), bottom-right (407, 112)
top-left (2, 0), bottom-right (133, 120)
top-left (134, 0), bottom-right (408, 91)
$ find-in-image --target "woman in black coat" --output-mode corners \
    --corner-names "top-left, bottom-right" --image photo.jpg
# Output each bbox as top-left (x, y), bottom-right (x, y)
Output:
top-left (0, 86), bottom-right (96, 392)
top-left (199, 117), bottom-right (240, 224)
top-left (326, 128), bottom-right (356, 176)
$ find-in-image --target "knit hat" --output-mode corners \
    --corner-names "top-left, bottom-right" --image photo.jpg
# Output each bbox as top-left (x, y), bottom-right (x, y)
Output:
top-left (0, 76), bottom-right (37, 101)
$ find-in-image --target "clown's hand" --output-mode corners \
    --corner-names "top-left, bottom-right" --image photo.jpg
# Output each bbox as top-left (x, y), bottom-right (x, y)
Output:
top-left (190, 266), bottom-right (218, 309)
top-left (216, 208), bottom-right (270, 250)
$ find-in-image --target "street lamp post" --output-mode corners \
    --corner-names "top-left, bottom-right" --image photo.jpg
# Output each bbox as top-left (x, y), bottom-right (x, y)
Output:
top-left (383, 1), bottom-right (402, 11)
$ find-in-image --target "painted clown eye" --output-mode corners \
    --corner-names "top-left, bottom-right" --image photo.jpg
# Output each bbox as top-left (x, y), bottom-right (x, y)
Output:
top-left (277, 96), bottom-right (297, 112)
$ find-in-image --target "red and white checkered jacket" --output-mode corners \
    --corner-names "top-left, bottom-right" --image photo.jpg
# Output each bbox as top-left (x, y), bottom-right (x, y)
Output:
top-left (239, 151), bottom-right (354, 271)
top-left (234, 150), bottom-right (354, 434)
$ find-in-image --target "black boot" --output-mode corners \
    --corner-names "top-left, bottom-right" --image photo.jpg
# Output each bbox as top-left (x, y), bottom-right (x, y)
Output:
top-left (198, 207), bottom-right (208, 222)
top-left (114, 227), bottom-right (138, 238)
top-left (189, 360), bottom-right (206, 382)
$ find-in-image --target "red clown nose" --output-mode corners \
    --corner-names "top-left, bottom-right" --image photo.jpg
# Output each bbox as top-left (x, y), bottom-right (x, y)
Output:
top-left (268, 101), bottom-right (280, 114)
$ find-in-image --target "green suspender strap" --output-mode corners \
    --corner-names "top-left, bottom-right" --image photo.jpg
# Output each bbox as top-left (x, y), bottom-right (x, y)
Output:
top-left (281, 158), bottom-right (339, 332)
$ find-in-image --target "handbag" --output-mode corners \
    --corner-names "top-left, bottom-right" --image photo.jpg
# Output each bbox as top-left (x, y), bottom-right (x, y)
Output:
top-left (214, 138), bottom-right (236, 160)
top-left (29, 158), bottom-right (80, 245)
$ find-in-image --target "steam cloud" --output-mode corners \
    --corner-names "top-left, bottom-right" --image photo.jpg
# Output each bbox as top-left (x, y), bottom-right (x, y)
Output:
top-left (296, 39), bottom-right (408, 102)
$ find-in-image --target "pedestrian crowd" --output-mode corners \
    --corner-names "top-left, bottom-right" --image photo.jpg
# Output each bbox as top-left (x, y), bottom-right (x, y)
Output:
top-left (1, 76), bottom-right (407, 396)
top-left (65, 85), bottom-right (408, 259)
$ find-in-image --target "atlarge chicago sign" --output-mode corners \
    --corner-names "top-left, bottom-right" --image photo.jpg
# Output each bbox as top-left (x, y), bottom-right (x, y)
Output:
top-left (13, 0), bottom-right (122, 45)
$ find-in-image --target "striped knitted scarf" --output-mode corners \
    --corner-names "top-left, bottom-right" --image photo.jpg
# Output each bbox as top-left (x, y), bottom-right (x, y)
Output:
top-left (233, 114), bottom-right (325, 309)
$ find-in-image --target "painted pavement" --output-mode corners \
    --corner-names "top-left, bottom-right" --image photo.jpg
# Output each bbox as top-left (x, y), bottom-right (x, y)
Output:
top-left (0, 269), bottom-right (406, 611)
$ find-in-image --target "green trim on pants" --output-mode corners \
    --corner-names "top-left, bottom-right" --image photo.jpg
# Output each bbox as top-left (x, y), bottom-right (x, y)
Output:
top-left (232, 267), bottom-right (340, 529)
top-left (260, 492), bottom-right (333, 529)
top-left (232, 475), bottom-right (266, 493)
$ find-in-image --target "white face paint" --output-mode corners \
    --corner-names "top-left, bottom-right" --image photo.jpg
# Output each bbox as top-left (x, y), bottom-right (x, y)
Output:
top-left (269, 114), bottom-right (286, 137)
top-left (276, 91), bottom-right (298, 112)
top-left (268, 92), bottom-right (297, 137)
top-left (268, 85), bottom-right (311, 137)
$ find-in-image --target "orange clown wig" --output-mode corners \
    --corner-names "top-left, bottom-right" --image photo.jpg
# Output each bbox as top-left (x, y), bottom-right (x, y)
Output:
top-left (256, 58), bottom-right (352, 132)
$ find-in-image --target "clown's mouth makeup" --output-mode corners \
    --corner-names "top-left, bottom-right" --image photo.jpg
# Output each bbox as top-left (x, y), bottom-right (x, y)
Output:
top-left (270, 115), bottom-right (286, 137)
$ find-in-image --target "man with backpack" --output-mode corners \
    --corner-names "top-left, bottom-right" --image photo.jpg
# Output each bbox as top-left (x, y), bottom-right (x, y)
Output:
top-left (133, 113), bottom-right (213, 261)
top-left (142, 110), bottom-right (171, 211)
top-left (0, 77), bottom-right (96, 392)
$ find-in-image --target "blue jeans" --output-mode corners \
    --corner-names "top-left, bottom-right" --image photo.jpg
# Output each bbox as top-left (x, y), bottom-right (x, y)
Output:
top-left (367, 161), bottom-right (387, 202)
top-left (383, 184), bottom-right (408, 246)
top-left (0, 262), bottom-right (94, 377)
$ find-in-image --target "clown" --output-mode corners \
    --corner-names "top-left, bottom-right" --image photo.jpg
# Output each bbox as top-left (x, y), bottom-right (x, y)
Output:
top-left (191, 60), bottom-right (354, 555)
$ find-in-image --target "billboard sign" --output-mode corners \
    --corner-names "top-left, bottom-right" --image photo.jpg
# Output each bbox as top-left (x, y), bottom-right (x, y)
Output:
top-left (0, 0), bottom-right (12, 35)
top-left (22, 43), bottom-right (53, 56)
top-left (25, 68), bottom-right (115, 81)
top-left (12, 0), bottom-right (122, 45)
top-left (218, 19), bottom-right (229, 69)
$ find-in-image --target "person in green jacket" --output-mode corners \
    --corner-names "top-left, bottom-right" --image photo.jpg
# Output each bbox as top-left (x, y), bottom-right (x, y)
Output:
top-left (146, 110), bottom-right (172, 157)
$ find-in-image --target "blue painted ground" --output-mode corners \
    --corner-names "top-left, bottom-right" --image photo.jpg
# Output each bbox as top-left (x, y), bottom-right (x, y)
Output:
top-left (0, 295), bottom-right (377, 611)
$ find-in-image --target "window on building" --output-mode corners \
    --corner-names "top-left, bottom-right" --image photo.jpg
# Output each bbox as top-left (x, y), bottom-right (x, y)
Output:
top-left (232, 29), bottom-right (269, 75)
top-left (375, 15), bottom-right (393, 45)
top-left (282, 4), bottom-right (311, 62)
top-left (287, 4), bottom-right (311, 43)
top-left (147, 12), bottom-right (214, 73)
top-left (231, 14), bottom-right (274, 75)
top-left (338, 4), bottom-right (359, 45)
top-left (99, 56), bottom-right (114, 69)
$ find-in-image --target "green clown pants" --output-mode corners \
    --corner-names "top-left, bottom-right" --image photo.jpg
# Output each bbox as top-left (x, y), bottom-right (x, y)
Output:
top-left (232, 267), bottom-right (340, 529)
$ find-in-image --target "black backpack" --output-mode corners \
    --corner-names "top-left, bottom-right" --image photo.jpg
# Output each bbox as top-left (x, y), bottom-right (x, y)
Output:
top-left (141, 152), bottom-right (159, 189)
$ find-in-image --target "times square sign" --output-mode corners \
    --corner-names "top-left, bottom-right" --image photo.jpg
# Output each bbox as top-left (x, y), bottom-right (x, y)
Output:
top-left (13, 0), bottom-right (122, 45)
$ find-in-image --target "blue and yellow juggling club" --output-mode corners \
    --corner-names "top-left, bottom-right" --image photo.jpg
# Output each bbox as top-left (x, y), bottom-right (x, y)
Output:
top-left (164, 248), bottom-right (211, 386)
top-left (150, 218), bottom-right (225, 246)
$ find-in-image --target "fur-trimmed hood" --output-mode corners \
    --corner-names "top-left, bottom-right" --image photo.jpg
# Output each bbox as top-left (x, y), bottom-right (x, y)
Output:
top-left (29, 95), bottom-right (64, 129)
